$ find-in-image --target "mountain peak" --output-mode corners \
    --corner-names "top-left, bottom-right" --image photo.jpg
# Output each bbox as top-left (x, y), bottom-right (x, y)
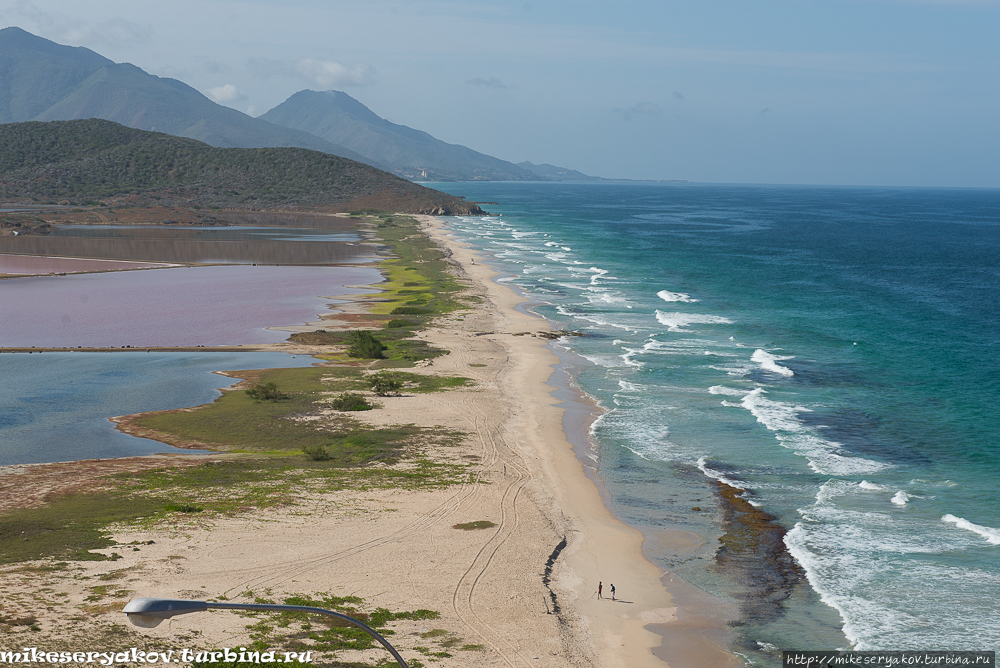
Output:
top-left (261, 89), bottom-right (536, 181)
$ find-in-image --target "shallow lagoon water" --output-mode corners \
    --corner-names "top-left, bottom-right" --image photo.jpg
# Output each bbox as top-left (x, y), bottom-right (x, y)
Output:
top-left (1, 264), bottom-right (383, 347)
top-left (0, 351), bottom-right (317, 465)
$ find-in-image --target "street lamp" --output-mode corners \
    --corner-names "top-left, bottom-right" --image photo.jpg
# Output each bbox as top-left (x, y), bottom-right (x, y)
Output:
top-left (122, 597), bottom-right (409, 668)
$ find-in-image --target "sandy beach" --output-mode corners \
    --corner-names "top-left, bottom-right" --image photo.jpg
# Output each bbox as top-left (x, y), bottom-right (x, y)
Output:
top-left (0, 214), bottom-right (737, 667)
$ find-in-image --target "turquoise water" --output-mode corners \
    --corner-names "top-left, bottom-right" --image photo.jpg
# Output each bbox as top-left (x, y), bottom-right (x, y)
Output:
top-left (433, 183), bottom-right (1000, 662)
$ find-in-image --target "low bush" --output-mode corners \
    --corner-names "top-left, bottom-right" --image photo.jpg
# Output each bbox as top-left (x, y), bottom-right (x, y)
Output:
top-left (369, 372), bottom-right (404, 397)
top-left (346, 331), bottom-right (386, 359)
top-left (302, 445), bottom-right (331, 461)
top-left (245, 381), bottom-right (287, 402)
top-left (328, 392), bottom-right (374, 411)
top-left (164, 503), bottom-right (203, 513)
top-left (390, 306), bottom-right (430, 315)
top-left (386, 319), bottom-right (415, 329)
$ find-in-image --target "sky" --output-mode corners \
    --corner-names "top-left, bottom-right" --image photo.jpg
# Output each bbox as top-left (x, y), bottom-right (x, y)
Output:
top-left (2, 0), bottom-right (999, 187)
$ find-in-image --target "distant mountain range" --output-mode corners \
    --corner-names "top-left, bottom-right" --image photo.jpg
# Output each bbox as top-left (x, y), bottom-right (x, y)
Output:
top-left (260, 90), bottom-right (538, 182)
top-left (0, 27), bottom-right (606, 183)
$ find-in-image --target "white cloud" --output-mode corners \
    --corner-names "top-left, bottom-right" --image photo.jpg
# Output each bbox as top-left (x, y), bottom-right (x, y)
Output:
top-left (7, 2), bottom-right (151, 47)
top-left (293, 58), bottom-right (375, 88)
top-left (205, 84), bottom-right (247, 104)
top-left (247, 56), bottom-right (375, 89)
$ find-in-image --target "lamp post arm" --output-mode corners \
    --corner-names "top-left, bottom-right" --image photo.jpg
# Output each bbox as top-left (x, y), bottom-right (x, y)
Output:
top-left (204, 603), bottom-right (408, 668)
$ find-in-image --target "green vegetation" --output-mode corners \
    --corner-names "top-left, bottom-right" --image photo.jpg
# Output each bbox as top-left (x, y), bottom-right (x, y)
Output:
top-left (0, 214), bottom-right (480, 571)
top-left (452, 520), bottom-right (497, 531)
top-left (245, 382), bottom-right (287, 402)
top-left (328, 392), bottom-right (374, 412)
top-left (163, 503), bottom-right (203, 513)
top-left (302, 445), bottom-right (332, 461)
top-left (363, 215), bottom-right (469, 322)
top-left (368, 372), bottom-right (403, 396)
top-left (0, 493), bottom-right (158, 564)
top-left (346, 331), bottom-right (386, 359)
top-left (0, 119), bottom-right (483, 211)
top-left (186, 593), bottom-right (438, 668)
top-left (0, 454), bottom-right (471, 565)
top-left (185, 590), bottom-right (484, 668)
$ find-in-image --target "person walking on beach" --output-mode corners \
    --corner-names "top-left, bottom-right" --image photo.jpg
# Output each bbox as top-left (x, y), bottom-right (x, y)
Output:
top-left (610, 584), bottom-right (616, 601)
top-left (598, 582), bottom-right (603, 599)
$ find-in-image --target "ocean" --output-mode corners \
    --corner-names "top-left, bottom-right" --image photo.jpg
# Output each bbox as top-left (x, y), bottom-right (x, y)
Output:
top-left (431, 182), bottom-right (1000, 663)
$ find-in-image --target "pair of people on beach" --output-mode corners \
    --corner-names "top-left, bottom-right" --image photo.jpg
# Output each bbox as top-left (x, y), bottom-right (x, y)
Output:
top-left (597, 581), bottom-right (615, 600)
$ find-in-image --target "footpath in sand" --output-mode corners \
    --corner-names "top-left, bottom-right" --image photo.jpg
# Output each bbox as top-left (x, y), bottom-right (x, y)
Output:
top-left (0, 215), bottom-right (736, 668)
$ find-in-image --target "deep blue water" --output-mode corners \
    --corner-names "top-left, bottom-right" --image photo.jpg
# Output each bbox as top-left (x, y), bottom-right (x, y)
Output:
top-left (433, 182), bottom-right (1000, 662)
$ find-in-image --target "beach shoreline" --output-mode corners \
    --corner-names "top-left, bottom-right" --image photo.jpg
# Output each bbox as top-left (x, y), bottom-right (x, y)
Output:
top-left (0, 213), bottom-right (739, 667)
top-left (417, 214), bottom-right (741, 667)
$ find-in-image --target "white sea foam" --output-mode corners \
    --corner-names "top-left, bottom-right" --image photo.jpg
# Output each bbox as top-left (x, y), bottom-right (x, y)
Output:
top-left (579, 352), bottom-right (631, 368)
top-left (739, 389), bottom-right (891, 475)
top-left (708, 385), bottom-right (748, 396)
top-left (573, 312), bottom-right (639, 332)
top-left (942, 514), bottom-right (1000, 545)
top-left (588, 267), bottom-right (612, 285)
top-left (710, 361), bottom-right (758, 377)
top-left (858, 480), bottom-right (889, 491)
top-left (654, 310), bottom-right (734, 332)
top-left (585, 289), bottom-right (631, 307)
top-left (751, 349), bottom-right (795, 377)
top-left (657, 290), bottom-right (699, 303)
top-left (787, 501), bottom-right (1000, 650)
top-left (890, 491), bottom-right (911, 506)
top-left (696, 456), bottom-right (747, 489)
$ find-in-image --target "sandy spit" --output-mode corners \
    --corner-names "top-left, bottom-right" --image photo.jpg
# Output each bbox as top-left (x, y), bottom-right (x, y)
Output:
top-left (0, 214), bottom-right (738, 668)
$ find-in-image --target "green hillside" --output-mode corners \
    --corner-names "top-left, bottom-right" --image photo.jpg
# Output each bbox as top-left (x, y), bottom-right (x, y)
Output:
top-left (0, 119), bottom-right (484, 212)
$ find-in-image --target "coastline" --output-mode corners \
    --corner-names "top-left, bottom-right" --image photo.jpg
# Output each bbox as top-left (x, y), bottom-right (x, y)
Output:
top-left (417, 214), bottom-right (740, 667)
top-left (0, 212), bottom-right (739, 666)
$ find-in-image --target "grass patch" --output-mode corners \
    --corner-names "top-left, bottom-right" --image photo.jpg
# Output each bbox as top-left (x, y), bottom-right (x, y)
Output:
top-left (130, 366), bottom-right (470, 453)
top-left (452, 520), bottom-right (496, 531)
top-left (163, 503), bottom-right (203, 513)
top-left (0, 493), bottom-right (163, 564)
top-left (361, 215), bottom-right (469, 322)
top-left (0, 449), bottom-right (472, 565)
top-left (222, 592), bottom-right (438, 666)
top-left (131, 366), bottom-right (362, 452)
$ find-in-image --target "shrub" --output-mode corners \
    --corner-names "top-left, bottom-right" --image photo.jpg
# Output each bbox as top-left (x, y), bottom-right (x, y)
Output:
top-left (390, 306), bottom-right (430, 315)
top-left (386, 319), bottom-right (415, 329)
top-left (328, 392), bottom-right (374, 411)
top-left (245, 381), bottom-right (286, 402)
top-left (164, 503), bottom-right (203, 513)
top-left (302, 445), bottom-right (331, 461)
top-left (369, 372), bottom-right (404, 397)
top-left (346, 331), bottom-right (386, 359)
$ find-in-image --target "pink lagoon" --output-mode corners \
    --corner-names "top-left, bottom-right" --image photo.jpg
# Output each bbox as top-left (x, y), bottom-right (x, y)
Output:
top-left (0, 264), bottom-right (382, 347)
